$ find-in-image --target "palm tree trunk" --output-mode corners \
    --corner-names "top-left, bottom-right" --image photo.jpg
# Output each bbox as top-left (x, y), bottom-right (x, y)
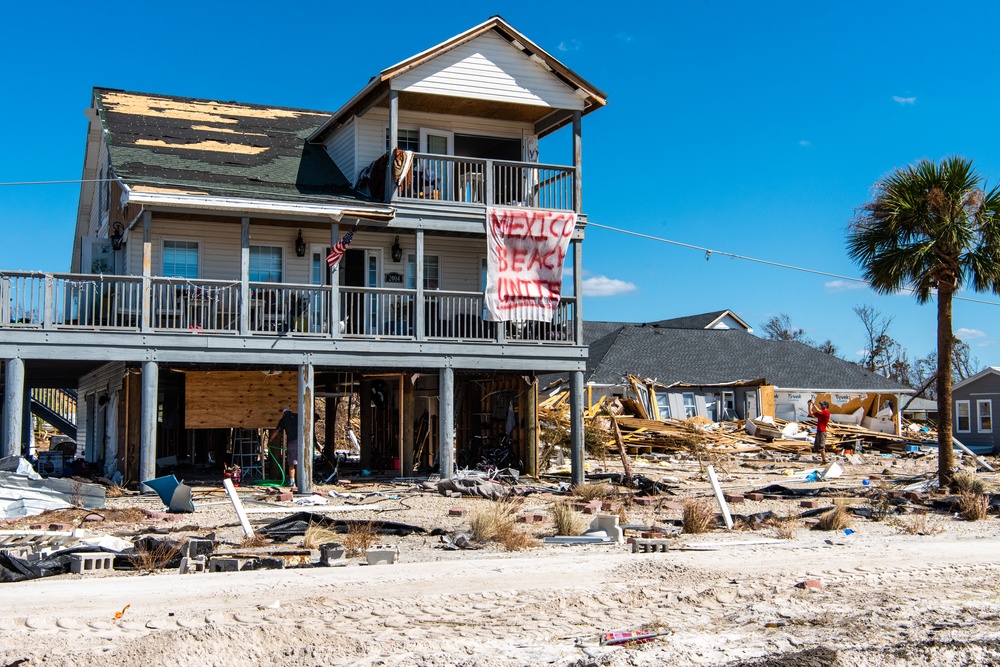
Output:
top-left (936, 281), bottom-right (955, 486)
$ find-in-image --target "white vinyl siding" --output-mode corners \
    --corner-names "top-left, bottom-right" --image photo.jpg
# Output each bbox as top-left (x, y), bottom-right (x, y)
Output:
top-left (324, 116), bottom-right (356, 186)
top-left (391, 32), bottom-right (584, 110)
top-left (956, 400), bottom-right (971, 433)
top-left (978, 400), bottom-right (993, 433)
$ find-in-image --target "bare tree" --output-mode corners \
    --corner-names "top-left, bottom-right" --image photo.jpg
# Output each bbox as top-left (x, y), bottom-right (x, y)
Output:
top-left (815, 339), bottom-right (839, 356)
top-left (761, 313), bottom-right (812, 344)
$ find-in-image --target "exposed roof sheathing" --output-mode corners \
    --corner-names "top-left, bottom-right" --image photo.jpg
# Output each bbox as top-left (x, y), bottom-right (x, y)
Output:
top-left (94, 88), bottom-right (385, 211)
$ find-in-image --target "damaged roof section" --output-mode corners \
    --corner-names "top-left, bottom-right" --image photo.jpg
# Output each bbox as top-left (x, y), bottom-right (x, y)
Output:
top-left (94, 88), bottom-right (379, 208)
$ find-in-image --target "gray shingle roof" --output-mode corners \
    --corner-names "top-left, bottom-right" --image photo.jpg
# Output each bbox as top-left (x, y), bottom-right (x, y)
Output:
top-left (585, 324), bottom-right (909, 392)
top-left (94, 88), bottom-right (374, 206)
top-left (647, 310), bottom-right (732, 330)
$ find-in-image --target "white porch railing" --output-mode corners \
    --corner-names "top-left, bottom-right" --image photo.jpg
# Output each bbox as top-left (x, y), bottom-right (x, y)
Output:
top-left (0, 272), bottom-right (579, 345)
top-left (397, 154), bottom-right (575, 210)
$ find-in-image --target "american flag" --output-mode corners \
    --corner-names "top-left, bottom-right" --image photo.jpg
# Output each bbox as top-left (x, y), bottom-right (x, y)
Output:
top-left (326, 226), bottom-right (356, 267)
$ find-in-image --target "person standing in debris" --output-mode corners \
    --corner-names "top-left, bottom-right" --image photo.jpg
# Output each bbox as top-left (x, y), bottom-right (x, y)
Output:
top-left (808, 399), bottom-right (830, 464)
top-left (268, 408), bottom-right (299, 489)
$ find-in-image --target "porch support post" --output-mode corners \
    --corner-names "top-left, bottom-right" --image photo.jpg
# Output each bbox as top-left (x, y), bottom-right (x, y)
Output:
top-left (140, 210), bottom-right (152, 332)
top-left (21, 390), bottom-right (32, 458)
top-left (572, 110), bottom-right (582, 212)
top-left (570, 369), bottom-right (585, 486)
top-left (359, 377), bottom-right (372, 469)
top-left (402, 373), bottom-right (415, 474)
top-left (573, 239), bottom-right (583, 345)
top-left (139, 360), bottom-right (158, 492)
top-left (330, 223), bottom-right (341, 339)
top-left (523, 375), bottom-right (538, 477)
top-left (239, 216), bottom-right (250, 335)
top-left (386, 90), bottom-right (399, 202)
top-left (297, 362), bottom-right (314, 494)
top-left (439, 366), bottom-right (454, 479)
top-left (415, 229), bottom-right (425, 340)
top-left (2, 358), bottom-right (24, 458)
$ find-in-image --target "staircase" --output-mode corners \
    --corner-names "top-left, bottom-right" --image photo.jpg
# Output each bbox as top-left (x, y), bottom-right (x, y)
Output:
top-left (30, 388), bottom-right (77, 440)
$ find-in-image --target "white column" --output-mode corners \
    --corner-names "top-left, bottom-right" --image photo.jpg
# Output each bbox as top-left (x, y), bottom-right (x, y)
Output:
top-left (570, 369), bottom-right (585, 486)
top-left (2, 358), bottom-right (24, 458)
top-left (140, 361), bottom-right (158, 491)
top-left (297, 363), bottom-right (314, 493)
top-left (438, 366), bottom-right (454, 479)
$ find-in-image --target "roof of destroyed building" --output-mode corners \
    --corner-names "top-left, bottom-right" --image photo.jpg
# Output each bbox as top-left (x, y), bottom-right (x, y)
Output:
top-left (585, 324), bottom-right (909, 392)
top-left (93, 88), bottom-right (386, 210)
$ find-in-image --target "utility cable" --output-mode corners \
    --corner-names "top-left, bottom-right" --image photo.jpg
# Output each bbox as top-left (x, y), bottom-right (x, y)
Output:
top-left (586, 221), bottom-right (1000, 308)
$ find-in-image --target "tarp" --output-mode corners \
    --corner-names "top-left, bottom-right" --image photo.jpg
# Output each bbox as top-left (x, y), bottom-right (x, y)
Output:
top-left (259, 512), bottom-right (426, 539)
top-left (484, 207), bottom-right (576, 322)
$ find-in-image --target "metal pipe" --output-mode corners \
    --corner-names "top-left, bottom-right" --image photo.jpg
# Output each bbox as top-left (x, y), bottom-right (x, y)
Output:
top-left (140, 360), bottom-right (158, 492)
top-left (439, 366), bottom-right (454, 479)
top-left (570, 369), bottom-right (585, 486)
top-left (2, 358), bottom-right (24, 458)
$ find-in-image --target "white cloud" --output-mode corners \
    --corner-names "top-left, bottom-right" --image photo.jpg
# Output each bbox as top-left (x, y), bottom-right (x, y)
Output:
top-left (582, 275), bottom-right (637, 297)
top-left (956, 327), bottom-right (986, 340)
top-left (855, 349), bottom-right (869, 358)
top-left (893, 95), bottom-right (916, 105)
top-left (824, 279), bottom-right (866, 293)
top-left (798, 140), bottom-right (811, 147)
top-left (558, 39), bottom-right (582, 52)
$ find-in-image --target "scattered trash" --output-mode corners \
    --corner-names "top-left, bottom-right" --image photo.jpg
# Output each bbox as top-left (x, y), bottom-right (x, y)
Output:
top-left (142, 475), bottom-right (194, 514)
top-left (599, 629), bottom-right (670, 646)
top-left (114, 604), bottom-right (130, 620)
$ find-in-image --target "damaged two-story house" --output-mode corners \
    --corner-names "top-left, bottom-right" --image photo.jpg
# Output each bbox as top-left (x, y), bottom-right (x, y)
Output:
top-left (0, 17), bottom-right (606, 489)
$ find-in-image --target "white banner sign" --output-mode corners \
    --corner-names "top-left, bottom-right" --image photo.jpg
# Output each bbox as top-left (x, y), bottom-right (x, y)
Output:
top-left (485, 207), bottom-right (576, 322)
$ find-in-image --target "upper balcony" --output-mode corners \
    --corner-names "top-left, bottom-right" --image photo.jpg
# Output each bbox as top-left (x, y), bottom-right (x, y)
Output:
top-left (0, 271), bottom-right (578, 346)
top-left (394, 154), bottom-right (574, 211)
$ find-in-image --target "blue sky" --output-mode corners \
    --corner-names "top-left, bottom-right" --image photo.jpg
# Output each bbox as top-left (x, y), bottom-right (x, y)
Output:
top-left (1, 1), bottom-right (998, 368)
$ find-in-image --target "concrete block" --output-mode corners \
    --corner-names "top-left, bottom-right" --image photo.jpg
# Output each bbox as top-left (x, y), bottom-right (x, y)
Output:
top-left (723, 493), bottom-right (745, 504)
top-left (448, 507), bottom-right (467, 517)
top-left (69, 553), bottom-right (114, 574)
top-left (518, 513), bottom-right (545, 523)
top-left (182, 539), bottom-right (214, 559)
top-left (661, 501), bottom-right (684, 511)
top-left (258, 557), bottom-right (286, 570)
top-left (209, 557), bottom-right (241, 573)
top-left (319, 542), bottom-right (346, 566)
top-left (745, 493), bottom-right (764, 501)
top-left (583, 505), bottom-right (600, 514)
top-left (365, 544), bottom-right (398, 565)
top-left (276, 491), bottom-right (294, 502)
top-left (634, 497), bottom-right (657, 507)
top-left (764, 494), bottom-right (783, 500)
top-left (800, 500), bottom-right (821, 509)
top-left (601, 501), bottom-right (614, 512)
top-left (632, 538), bottom-right (671, 553)
top-left (179, 555), bottom-right (206, 574)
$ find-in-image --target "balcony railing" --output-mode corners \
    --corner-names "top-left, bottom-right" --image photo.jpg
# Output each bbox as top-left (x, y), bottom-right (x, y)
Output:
top-left (397, 154), bottom-right (575, 211)
top-left (0, 272), bottom-right (579, 345)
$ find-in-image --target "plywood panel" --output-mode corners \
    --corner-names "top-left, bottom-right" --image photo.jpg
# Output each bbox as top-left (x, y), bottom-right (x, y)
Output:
top-left (759, 385), bottom-right (775, 418)
top-left (185, 371), bottom-right (298, 429)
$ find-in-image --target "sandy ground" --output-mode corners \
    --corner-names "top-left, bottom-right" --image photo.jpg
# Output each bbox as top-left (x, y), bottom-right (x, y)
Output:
top-left (2, 453), bottom-right (1000, 667)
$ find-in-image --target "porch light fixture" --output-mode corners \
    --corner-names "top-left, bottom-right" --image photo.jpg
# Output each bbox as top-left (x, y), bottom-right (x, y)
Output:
top-left (294, 230), bottom-right (306, 257)
top-left (110, 222), bottom-right (125, 251)
top-left (391, 236), bottom-right (403, 263)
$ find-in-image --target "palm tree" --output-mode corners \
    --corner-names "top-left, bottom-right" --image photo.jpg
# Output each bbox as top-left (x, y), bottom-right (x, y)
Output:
top-left (848, 156), bottom-right (1000, 486)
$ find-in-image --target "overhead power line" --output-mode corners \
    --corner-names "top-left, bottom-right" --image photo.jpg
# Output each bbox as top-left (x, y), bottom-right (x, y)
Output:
top-left (586, 222), bottom-right (1000, 308)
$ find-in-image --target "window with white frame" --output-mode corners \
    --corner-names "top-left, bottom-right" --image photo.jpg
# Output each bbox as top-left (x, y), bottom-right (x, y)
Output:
top-left (162, 240), bottom-right (199, 278)
top-left (978, 399), bottom-right (993, 433)
top-left (682, 392), bottom-right (697, 419)
top-left (956, 400), bottom-right (971, 432)
top-left (386, 128), bottom-right (420, 152)
top-left (406, 254), bottom-right (439, 289)
top-left (655, 391), bottom-right (670, 419)
top-left (250, 246), bottom-right (282, 282)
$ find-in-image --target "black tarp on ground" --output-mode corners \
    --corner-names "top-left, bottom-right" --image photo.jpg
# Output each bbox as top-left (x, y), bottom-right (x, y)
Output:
top-left (0, 546), bottom-right (116, 583)
top-left (259, 512), bottom-right (426, 540)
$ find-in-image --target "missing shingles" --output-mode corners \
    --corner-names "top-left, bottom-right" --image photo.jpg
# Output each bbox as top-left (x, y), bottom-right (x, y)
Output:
top-left (190, 125), bottom-right (267, 137)
top-left (134, 139), bottom-right (268, 155)
top-left (101, 92), bottom-right (326, 123)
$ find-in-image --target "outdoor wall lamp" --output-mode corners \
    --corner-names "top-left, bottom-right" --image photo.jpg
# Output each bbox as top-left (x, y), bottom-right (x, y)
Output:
top-left (391, 236), bottom-right (403, 262)
top-left (295, 229), bottom-right (306, 257)
top-left (110, 222), bottom-right (125, 251)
